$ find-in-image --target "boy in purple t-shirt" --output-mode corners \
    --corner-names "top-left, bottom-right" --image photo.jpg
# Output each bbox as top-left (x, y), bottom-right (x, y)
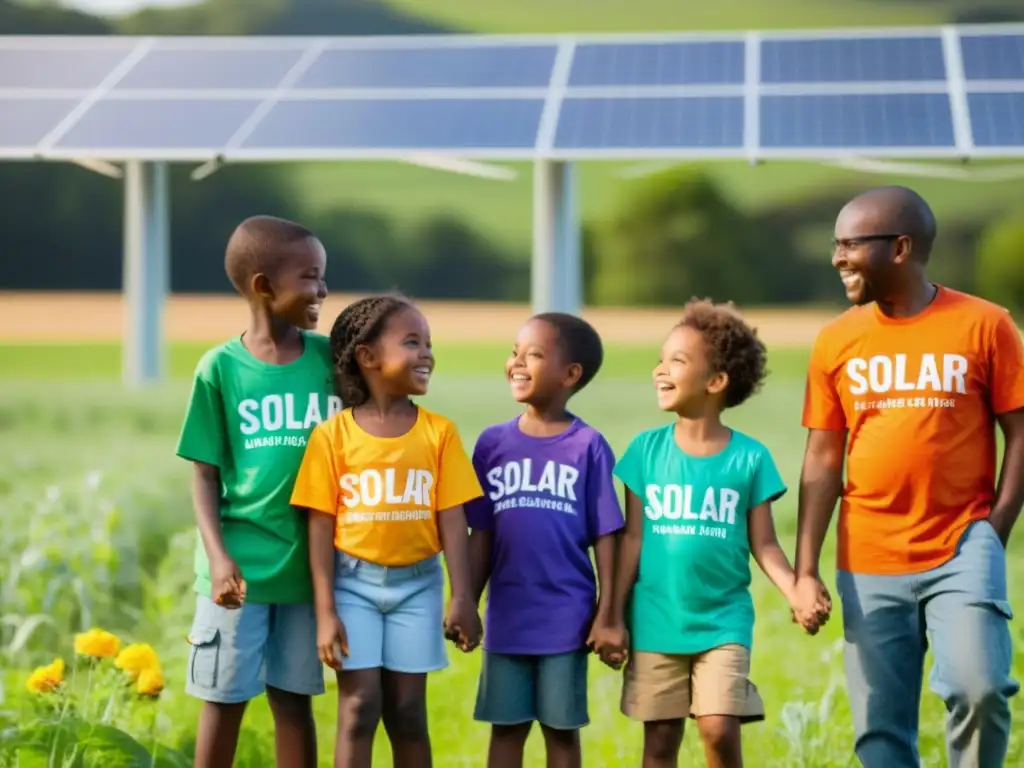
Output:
top-left (466, 312), bottom-right (625, 768)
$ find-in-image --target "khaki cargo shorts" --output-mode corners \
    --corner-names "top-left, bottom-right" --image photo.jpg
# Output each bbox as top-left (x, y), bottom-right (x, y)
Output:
top-left (621, 644), bottom-right (765, 723)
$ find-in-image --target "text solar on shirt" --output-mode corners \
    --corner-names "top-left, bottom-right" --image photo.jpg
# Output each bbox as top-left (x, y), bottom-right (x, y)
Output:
top-left (614, 426), bottom-right (786, 655)
top-left (290, 407), bottom-right (483, 567)
top-left (176, 331), bottom-right (340, 604)
top-left (465, 417), bottom-right (625, 656)
top-left (803, 286), bottom-right (1024, 575)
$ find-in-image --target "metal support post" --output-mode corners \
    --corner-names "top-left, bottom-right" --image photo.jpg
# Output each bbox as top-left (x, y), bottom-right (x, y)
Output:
top-left (531, 160), bottom-right (581, 316)
top-left (122, 161), bottom-right (170, 386)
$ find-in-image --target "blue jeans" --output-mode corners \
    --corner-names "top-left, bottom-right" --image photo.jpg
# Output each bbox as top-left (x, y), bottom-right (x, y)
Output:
top-left (474, 650), bottom-right (590, 730)
top-left (334, 551), bottom-right (448, 673)
top-left (837, 519), bottom-right (1018, 768)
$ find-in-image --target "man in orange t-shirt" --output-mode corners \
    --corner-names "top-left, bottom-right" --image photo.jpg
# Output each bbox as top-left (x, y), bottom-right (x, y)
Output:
top-left (793, 186), bottom-right (1024, 768)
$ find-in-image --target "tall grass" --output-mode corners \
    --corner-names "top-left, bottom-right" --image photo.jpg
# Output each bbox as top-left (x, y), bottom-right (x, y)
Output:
top-left (2, 361), bottom-right (1023, 765)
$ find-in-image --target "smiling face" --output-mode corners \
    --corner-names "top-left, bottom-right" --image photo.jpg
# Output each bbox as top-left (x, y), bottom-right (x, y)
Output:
top-left (370, 305), bottom-right (435, 397)
top-left (653, 325), bottom-right (727, 413)
top-left (505, 318), bottom-right (581, 406)
top-left (257, 236), bottom-right (328, 329)
top-left (832, 201), bottom-right (909, 306)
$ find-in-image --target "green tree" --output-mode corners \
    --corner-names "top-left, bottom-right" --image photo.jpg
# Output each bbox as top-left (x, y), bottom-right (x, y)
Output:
top-left (975, 214), bottom-right (1024, 312)
top-left (591, 168), bottom-right (786, 307)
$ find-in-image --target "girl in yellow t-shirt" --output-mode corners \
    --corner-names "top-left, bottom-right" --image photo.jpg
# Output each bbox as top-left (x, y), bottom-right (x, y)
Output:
top-left (291, 294), bottom-right (483, 767)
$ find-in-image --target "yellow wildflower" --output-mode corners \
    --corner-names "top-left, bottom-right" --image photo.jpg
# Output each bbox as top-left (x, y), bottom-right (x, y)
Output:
top-left (74, 628), bottom-right (121, 659)
top-left (114, 643), bottom-right (159, 681)
top-left (26, 658), bottom-right (65, 693)
top-left (137, 665), bottom-right (165, 698)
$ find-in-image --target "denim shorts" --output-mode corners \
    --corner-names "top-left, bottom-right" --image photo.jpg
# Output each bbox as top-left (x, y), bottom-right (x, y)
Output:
top-left (474, 650), bottom-right (590, 730)
top-left (334, 551), bottom-right (448, 673)
top-left (185, 595), bottom-right (324, 704)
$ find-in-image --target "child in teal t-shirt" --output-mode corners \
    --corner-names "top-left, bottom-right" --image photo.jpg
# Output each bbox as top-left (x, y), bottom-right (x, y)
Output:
top-left (591, 299), bottom-right (831, 767)
top-left (175, 216), bottom-right (338, 768)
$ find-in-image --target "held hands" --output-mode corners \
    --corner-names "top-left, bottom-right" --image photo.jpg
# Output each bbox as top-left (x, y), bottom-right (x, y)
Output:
top-left (588, 619), bottom-right (629, 670)
top-left (443, 596), bottom-right (482, 652)
top-left (316, 612), bottom-right (349, 670)
top-left (211, 554), bottom-right (246, 609)
top-left (789, 574), bottom-right (833, 635)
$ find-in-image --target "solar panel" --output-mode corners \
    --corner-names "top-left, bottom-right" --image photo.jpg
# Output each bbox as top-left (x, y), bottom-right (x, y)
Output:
top-left (554, 96), bottom-right (743, 150)
top-left (0, 46), bottom-right (133, 89)
top-left (760, 36), bottom-right (945, 83)
top-left (237, 98), bottom-right (545, 152)
top-left (52, 98), bottom-right (260, 154)
top-left (293, 45), bottom-right (558, 89)
top-left (0, 98), bottom-right (80, 151)
top-left (2, 28), bottom-right (1022, 160)
top-left (568, 41), bottom-right (744, 87)
top-left (968, 92), bottom-right (1024, 147)
top-left (959, 34), bottom-right (1024, 81)
top-left (114, 48), bottom-right (307, 90)
top-left (760, 93), bottom-right (955, 149)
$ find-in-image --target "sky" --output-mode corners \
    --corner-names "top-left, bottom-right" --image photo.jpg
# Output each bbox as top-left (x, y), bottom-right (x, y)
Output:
top-left (66, 0), bottom-right (195, 15)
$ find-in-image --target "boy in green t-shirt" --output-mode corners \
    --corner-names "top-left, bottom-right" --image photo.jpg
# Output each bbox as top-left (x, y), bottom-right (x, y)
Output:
top-left (176, 216), bottom-right (340, 768)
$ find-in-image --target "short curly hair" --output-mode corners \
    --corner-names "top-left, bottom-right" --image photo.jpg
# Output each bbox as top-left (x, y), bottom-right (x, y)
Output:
top-left (329, 293), bottom-right (414, 407)
top-left (224, 215), bottom-right (317, 296)
top-left (531, 312), bottom-right (604, 393)
top-left (677, 298), bottom-right (767, 409)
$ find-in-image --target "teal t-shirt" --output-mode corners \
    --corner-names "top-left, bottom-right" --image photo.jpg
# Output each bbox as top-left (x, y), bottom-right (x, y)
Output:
top-left (614, 425), bottom-right (786, 655)
top-left (176, 331), bottom-right (341, 604)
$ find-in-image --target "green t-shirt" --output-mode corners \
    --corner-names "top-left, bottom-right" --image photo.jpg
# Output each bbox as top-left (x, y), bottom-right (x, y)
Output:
top-left (614, 425), bottom-right (786, 655)
top-left (176, 331), bottom-right (341, 604)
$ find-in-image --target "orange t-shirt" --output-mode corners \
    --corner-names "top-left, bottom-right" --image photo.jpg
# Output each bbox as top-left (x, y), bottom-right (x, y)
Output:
top-left (290, 407), bottom-right (483, 567)
top-left (802, 286), bottom-right (1024, 575)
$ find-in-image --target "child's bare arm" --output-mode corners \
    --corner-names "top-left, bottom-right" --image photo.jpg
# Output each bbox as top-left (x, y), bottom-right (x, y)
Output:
top-left (592, 533), bottom-right (616, 621)
top-left (749, 501), bottom-right (830, 634)
top-left (748, 500), bottom-right (797, 600)
top-left (468, 528), bottom-right (493, 606)
top-left (308, 511), bottom-right (337, 617)
top-left (191, 461), bottom-right (244, 607)
top-left (439, 505), bottom-right (482, 650)
top-left (308, 509), bottom-right (347, 669)
top-left (610, 488), bottom-right (643, 627)
top-left (439, 505), bottom-right (473, 601)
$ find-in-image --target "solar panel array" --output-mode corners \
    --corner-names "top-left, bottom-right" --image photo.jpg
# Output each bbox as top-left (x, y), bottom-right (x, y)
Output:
top-left (1, 25), bottom-right (1023, 161)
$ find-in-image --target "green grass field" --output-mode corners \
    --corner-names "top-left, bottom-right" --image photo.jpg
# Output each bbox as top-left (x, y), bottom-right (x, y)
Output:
top-left (2, 339), bottom-right (1024, 767)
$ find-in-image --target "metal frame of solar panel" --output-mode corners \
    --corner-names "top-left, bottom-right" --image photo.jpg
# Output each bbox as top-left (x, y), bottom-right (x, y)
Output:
top-left (2, 23), bottom-right (1024, 161)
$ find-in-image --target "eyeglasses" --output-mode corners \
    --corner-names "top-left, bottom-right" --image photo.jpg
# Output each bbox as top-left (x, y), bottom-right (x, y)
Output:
top-left (832, 234), bottom-right (905, 251)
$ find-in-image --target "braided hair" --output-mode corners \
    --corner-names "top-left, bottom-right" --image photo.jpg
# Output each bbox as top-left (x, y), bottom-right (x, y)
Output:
top-left (329, 294), bottom-right (412, 407)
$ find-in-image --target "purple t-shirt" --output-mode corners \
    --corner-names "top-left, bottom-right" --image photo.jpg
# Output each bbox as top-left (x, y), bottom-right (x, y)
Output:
top-left (466, 416), bottom-right (625, 655)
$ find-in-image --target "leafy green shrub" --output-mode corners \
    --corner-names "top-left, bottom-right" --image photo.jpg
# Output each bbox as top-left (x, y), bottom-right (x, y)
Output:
top-left (975, 214), bottom-right (1024, 313)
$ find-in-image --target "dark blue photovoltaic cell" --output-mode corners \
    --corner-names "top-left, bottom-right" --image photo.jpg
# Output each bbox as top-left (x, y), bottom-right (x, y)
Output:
top-left (960, 34), bottom-right (1024, 80)
top-left (54, 99), bottom-right (259, 150)
top-left (0, 47), bottom-right (134, 89)
top-left (241, 99), bottom-right (544, 149)
top-left (115, 48), bottom-right (305, 90)
top-left (760, 93), bottom-right (954, 148)
top-left (761, 36), bottom-right (945, 83)
top-left (968, 93), bottom-right (1024, 147)
top-left (0, 98), bottom-right (79, 148)
top-left (294, 45), bottom-right (557, 89)
top-left (554, 96), bottom-right (743, 149)
top-left (568, 41), bottom-right (744, 87)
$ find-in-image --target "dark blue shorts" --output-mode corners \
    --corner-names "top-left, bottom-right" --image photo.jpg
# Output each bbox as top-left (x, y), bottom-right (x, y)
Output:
top-left (473, 649), bottom-right (590, 730)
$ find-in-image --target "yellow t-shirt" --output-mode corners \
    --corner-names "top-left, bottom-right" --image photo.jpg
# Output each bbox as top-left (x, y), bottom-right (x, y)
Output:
top-left (290, 407), bottom-right (483, 567)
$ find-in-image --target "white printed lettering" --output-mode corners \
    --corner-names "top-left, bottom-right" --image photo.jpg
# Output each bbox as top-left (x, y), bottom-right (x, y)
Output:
top-left (485, 459), bottom-right (579, 503)
top-left (340, 468), bottom-right (435, 509)
top-left (846, 353), bottom-right (968, 396)
top-left (238, 393), bottom-right (342, 439)
top-left (644, 484), bottom-right (740, 525)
